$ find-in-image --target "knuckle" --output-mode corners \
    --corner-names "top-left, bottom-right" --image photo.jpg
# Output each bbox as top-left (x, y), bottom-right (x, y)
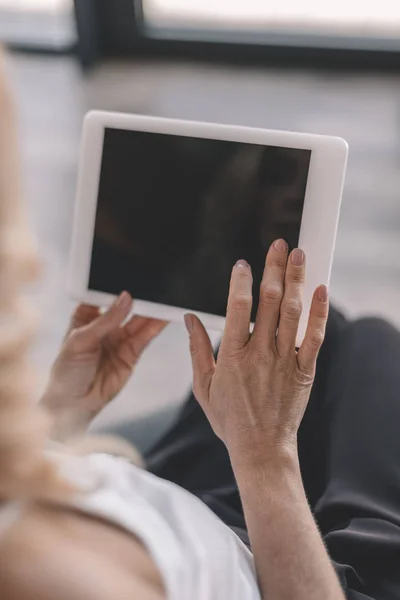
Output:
top-left (309, 328), bottom-right (325, 350)
top-left (296, 365), bottom-right (315, 386)
top-left (288, 270), bottom-right (305, 284)
top-left (222, 344), bottom-right (244, 364)
top-left (189, 339), bottom-right (201, 358)
top-left (282, 298), bottom-right (303, 321)
top-left (271, 255), bottom-right (287, 270)
top-left (259, 281), bottom-right (283, 305)
top-left (315, 306), bottom-right (329, 320)
top-left (230, 293), bottom-right (252, 312)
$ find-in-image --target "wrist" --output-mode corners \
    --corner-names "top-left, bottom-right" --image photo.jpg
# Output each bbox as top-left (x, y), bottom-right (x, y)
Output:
top-left (227, 430), bottom-right (299, 468)
top-left (40, 384), bottom-right (95, 443)
top-left (230, 443), bottom-right (301, 485)
top-left (45, 404), bottom-right (93, 443)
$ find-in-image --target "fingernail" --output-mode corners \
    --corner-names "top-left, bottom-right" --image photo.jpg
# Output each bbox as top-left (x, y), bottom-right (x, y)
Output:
top-left (116, 291), bottom-right (131, 309)
top-left (273, 239), bottom-right (288, 252)
top-left (317, 285), bottom-right (328, 303)
top-left (235, 259), bottom-right (250, 268)
top-left (184, 314), bottom-right (194, 333)
top-left (291, 249), bottom-right (305, 266)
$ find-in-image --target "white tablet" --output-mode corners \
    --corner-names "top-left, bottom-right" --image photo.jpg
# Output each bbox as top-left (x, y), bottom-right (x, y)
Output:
top-left (69, 111), bottom-right (348, 345)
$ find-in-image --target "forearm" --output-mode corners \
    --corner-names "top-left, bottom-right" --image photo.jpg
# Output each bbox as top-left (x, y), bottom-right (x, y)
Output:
top-left (232, 451), bottom-right (345, 600)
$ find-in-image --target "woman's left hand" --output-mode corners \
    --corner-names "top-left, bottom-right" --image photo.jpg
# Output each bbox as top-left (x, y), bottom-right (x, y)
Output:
top-left (41, 292), bottom-right (167, 438)
top-left (184, 240), bottom-right (329, 468)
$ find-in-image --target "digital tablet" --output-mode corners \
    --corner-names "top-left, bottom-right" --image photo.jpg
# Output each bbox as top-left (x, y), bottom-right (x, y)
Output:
top-left (69, 111), bottom-right (348, 345)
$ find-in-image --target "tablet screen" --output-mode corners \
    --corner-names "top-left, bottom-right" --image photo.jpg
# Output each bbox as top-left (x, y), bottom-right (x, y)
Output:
top-left (89, 128), bottom-right (311, 319)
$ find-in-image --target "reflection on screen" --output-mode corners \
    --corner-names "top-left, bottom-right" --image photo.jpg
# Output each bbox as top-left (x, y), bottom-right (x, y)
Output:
top-left (90, 128), bottom-right (311, 320)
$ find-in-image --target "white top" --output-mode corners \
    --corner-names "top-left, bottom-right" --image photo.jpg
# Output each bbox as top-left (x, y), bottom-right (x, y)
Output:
top-left (56, 452), bottom-right (261, 600)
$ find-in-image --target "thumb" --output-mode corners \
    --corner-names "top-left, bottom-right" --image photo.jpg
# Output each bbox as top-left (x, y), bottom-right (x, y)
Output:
top-left (184, 314), bottom-right (215, 408)
top-left (68, 292), bottom-right (133, 353)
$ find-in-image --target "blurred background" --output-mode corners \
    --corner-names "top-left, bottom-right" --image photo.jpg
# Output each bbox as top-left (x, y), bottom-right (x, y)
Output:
top-left (2, 0), bottom-right (400, 429)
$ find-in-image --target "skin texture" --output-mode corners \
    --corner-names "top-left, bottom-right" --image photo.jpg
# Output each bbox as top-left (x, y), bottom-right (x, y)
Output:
top-left (0, 504), bottom-right (166, 600)
top-left (185, 239), bottom-right (346, 600)
top-left (41, 293), bottom-right (167, 441)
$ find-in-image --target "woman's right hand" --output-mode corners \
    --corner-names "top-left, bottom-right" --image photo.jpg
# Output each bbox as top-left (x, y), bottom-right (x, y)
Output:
top-left (41, 293), bottom-right (167, 441)
top-left (184, 239), bottom-right (329, 468)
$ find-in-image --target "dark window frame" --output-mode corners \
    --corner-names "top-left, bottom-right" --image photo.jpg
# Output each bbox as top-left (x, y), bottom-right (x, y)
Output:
top-left (74, 0), bottom-right (400, 71)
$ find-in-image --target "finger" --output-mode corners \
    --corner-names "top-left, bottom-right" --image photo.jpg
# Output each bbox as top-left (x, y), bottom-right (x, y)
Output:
top-left (117, 319), bottom-right (167, 368)
top-left (184, 314), bottom-right (215, 408)
top-left (276, 248), bottom-right (305, 357)
top-left (109, 314), bottom-right (157, 345)
top-left (252, 239), bottom-right (288, 347)
top-left (220, 259), bottom-right (253, 351)
top-left (66, 304), bottom-right (101, 339)
top-left (68, 292), bottom-right (133, 353)
top-left (124, 315), bottom-right (167, 339)
top-left (297, 285), bottom-right (329, 374)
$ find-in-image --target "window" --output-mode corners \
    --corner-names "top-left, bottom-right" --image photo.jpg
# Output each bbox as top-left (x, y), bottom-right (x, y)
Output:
top-left (0, 0), bottom-right (76, 50)
top-left (143, 0), bottom-right (400, 50)
top-left (73, 0), bottom-right (400, 69)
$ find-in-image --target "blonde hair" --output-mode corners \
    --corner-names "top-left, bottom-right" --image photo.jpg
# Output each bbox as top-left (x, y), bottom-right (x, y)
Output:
top-left (0, 50), bottom-right (63, 502)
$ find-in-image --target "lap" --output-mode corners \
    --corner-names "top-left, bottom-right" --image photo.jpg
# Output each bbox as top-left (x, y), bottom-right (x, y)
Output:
top-left (313, 317), bottom-right (400, 598)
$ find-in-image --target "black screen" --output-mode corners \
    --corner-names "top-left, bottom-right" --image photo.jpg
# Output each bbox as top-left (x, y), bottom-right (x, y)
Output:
top-left (90, 128), bottom-right (311, 320)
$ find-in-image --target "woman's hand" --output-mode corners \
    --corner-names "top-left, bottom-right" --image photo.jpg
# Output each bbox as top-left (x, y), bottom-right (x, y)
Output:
top-left (184, 239), bottom-right (329, 467)
top-left (185, 242), bottom-right (345, 600)
top-left (41, 292), bottom-right (167, 440)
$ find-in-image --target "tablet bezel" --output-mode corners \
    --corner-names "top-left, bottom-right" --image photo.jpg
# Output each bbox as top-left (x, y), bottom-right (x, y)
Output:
top-left (69, 111), bottom-right (348, 346)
